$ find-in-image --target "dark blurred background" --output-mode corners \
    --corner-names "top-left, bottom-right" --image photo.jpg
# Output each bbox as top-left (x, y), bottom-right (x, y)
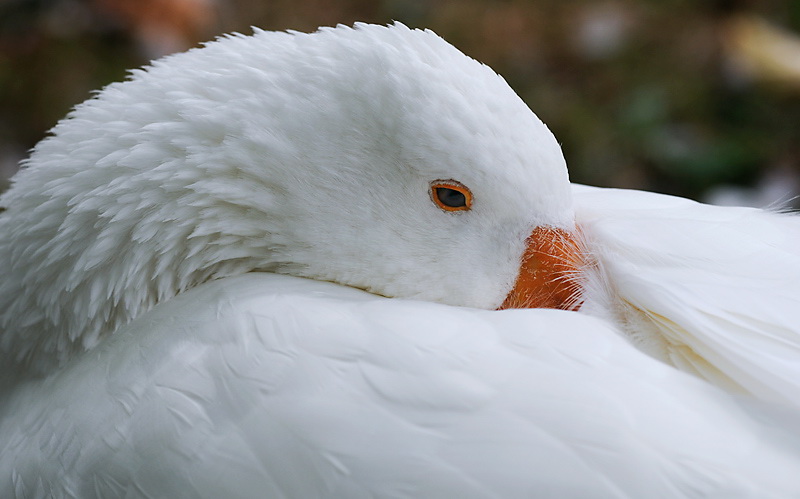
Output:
top-left (2, 0), bottom-right (799, 207)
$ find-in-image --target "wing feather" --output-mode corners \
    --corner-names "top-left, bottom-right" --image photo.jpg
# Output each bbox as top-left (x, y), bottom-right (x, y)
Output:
top-left (574, 184), bottom-right (800, 407)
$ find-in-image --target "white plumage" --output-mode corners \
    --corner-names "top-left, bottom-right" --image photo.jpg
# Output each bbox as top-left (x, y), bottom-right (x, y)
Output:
top-left (4, 274), bottom-right (800, 497)
top-left (576, 185), bottom-right (800, 407)
top-left (1, 23), bottom-right (800, 497)
top-left (0, 22), bottom-right (570, 373)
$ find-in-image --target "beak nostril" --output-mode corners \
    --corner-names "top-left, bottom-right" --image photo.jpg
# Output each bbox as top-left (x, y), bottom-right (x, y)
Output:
top-left (499, 226), bottom-right (584, 311)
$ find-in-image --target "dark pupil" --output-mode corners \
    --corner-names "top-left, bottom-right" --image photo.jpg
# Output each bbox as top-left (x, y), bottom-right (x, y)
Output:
top-left (436, 187), bottom-right (466, 208)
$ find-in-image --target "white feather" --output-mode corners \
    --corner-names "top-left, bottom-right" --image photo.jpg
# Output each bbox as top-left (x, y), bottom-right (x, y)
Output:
top-left (576, 184), bottom-right (800, 407)
top-left (3, 274), bottom-right (799, 497)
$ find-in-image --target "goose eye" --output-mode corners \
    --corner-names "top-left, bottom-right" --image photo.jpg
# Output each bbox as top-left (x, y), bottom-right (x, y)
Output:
top-left (430, 180), bottom-right (473, 212)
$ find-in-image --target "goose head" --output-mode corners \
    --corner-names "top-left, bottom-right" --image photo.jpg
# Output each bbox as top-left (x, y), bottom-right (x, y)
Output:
top-left (0, 23), bottom-right (581, 373)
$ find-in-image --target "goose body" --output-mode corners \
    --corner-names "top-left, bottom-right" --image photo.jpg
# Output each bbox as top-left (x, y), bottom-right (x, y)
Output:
top-left (2, 23), bottom-right (800, 497)
top-left (3, 273), bottom-right (800, 497)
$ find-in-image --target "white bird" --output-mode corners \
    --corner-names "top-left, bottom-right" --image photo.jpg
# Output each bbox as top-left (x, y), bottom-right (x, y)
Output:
top-left (1, 22), bottom-right (799, 497)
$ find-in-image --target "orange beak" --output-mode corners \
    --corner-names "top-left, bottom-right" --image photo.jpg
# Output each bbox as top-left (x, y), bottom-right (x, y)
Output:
top-left (498, 226), bottom-right (584, 311)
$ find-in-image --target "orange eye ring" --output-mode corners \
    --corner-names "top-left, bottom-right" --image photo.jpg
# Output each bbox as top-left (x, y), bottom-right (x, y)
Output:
top-left (430, 180), bottom-right (473, 212)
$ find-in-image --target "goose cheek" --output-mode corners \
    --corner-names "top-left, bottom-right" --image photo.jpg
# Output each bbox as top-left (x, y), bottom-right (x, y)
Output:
top-left (498, 226), bottom-right (584, 311)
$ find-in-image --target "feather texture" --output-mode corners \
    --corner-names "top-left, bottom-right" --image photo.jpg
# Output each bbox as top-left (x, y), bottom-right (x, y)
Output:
top-left (576, 184), bottom-right (800, 407)
top-left (3, 274), bottom-right (800, 497)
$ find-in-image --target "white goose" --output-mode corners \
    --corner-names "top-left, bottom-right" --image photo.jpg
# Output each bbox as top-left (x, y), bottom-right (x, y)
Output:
top-left (1, 23), bottom-right (800, 497)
